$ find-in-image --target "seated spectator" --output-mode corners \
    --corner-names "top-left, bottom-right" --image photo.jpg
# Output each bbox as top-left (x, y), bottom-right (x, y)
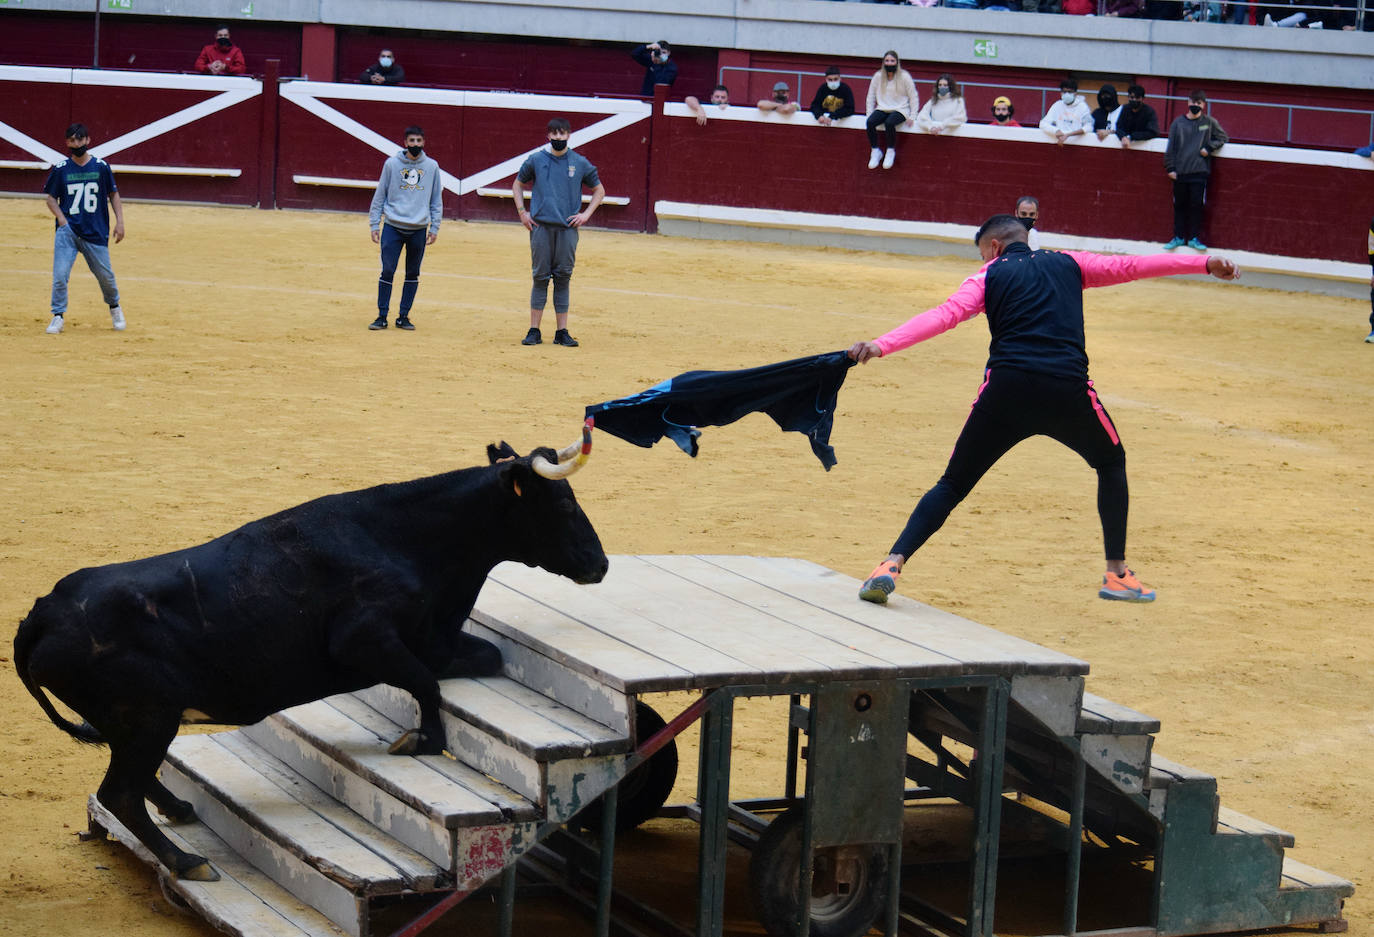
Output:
top-left (1114, 85), bottom-right (1160, 146)
top-left (989, 95), bottom-right (1020, 127)
top-left (865, 51), bottom-right (919, 170)
top-left (1039, 77), bottom-right (1092, 145)
top-left (1184, 0), bottom-right (1224, 21)
top-left (685, 85), bottom-right (731, 126)
top-left (195, 25), bottom-right (246, 76)
top-left (1064, 0), bottom-right (1097, 15)
top-left (631, 41), bottom-right (678, 96)
top-left (1105, 0), bottom-right (1144, 14)
top-left (758, 82), bottom-right (800, 115)
top-left (359, 49), bottom-right (405, 85)
top-left (1092, 84), bottom-right (1122, 140)
top-left (810, 67), bottom-right (856, 126)
top-left (1015, 196), bottom-right (1043, 250)
top-left (916, 74), bottom-right (967, 135)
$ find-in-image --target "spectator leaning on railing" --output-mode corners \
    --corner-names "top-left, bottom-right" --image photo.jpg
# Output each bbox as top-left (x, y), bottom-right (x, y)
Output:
top-left (916, 74), bottom-right (967, 135)
top-left (1091, 85), bottom-right (1123, 140)
top-left (685, 85), bottom-right (731, 126)
top-left (810, 67), bottom-right (856, 126)
top-left (1039, 77), bottom-right (1092, 145)
top-left (1114, 85), bottom-right (1159, 146)
top-left (990, 96), bottom-right (1020, 127)
top-left (631, 41), bottom-right (678, 96)
top-left (758, 82), bottom-right (800, 115)
top-left (359, 49), bottom-right (405, 86)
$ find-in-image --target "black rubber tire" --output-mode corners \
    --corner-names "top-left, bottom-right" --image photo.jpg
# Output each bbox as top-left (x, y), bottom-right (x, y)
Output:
top-left (749, 807), bottom-right (889, 937)
top-left (580, 701), bottom-right (679, 833)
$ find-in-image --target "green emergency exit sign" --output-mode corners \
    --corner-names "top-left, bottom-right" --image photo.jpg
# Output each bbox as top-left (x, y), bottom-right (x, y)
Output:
top-left (974, 40), bottom-right (999, 58)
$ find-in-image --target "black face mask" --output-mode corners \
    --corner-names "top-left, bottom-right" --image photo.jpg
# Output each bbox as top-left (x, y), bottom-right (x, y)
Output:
top-left (407, 145), bottom-right (423, 158)
top-left (68, 145), bottom-right (88, 158)
top-left (1188, 105), bottom-right (1203, 115)
top-left (883, 64), bottom-right (897, 75)
top-left (1129, 100), bottom-right (1142, 110)
top-left (550, 139), bottom-right (568, 153)
top-left (216, 37), bottom-right (232, 48)
top-left (1017, 216), bottom-right (1036, 231)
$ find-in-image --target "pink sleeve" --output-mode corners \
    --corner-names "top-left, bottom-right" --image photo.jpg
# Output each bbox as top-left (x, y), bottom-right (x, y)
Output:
top-left (875, 266), bottom-right (988, 356)
top-left (1066, 250), bottom-right (1210, 289)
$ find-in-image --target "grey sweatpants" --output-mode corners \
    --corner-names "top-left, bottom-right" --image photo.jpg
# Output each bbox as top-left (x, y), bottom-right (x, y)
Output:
top-left (529, 224), bottom-right (579, 313)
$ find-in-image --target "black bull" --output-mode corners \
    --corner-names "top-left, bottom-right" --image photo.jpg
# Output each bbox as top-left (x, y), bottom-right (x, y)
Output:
top-left (14, 438), bottom-right (608, 882)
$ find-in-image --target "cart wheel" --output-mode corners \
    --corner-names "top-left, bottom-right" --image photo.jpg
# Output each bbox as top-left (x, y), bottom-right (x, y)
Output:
top-left (749, 807), bottom-right (889, 937)
top-left (580, 701), bottom-right (678, 833)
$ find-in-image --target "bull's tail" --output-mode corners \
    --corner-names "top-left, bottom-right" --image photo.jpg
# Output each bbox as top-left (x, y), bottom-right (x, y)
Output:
top-left (13, 607), bottom-right (105, 746)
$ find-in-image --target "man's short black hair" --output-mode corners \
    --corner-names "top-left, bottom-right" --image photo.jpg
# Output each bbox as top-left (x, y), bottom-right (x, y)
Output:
top-left (1015, 196), bottom-right (1040, 212)
top-left (825, 65), bottom-right (841, 76)
top-left (547, 117), bottom-right (571, 134)
top-left (216, 24), bottom-right (230, 34)
top-left (712, 83), bottom-right (729, 94)
top-left (1060, 76), bottom-right (1078, 92)
top-left (1189, 89), bottom-right (1207, 103)
top-left (657, 40), bottom-right (671, 51)
top-left (1127, 84), bottom-right (1146, 99)
top-left (65, 122), bottom-right (89, 140)
top-left (974, 214), bottom-right (1029, 246)
top-left (403, 125), bottom-right (424, 138)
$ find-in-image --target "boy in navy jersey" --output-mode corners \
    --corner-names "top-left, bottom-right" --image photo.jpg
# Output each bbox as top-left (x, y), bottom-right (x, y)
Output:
top-left (42, 123), bottom-right (125, 334)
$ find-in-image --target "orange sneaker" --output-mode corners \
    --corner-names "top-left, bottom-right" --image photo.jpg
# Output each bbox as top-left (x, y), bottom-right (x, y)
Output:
top-left (859, 561), bottom-right (901, 604)
top-left (1099, 568), bottom-right (1156, 602)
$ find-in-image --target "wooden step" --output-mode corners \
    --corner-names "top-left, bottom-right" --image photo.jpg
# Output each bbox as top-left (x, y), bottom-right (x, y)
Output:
top-left (89, 794), bottom-right (350, 937)
top-left (162, 732), bottom-right (447, 937)
top-left (1217, 805), bottom-right (1295, 847)
top-left (1280, 855), bottom-right (1356, 895)
top-left (241, 695), bottom-right (538, 869)
top-left (356, 677), bottom-right (629, 811)
top-left (1077, 691), bottom-right (1161, 735)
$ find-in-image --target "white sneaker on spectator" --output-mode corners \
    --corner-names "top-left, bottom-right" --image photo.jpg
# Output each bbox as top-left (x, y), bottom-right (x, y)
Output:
top-left (110, 306), bottom-right (126, 331)
top-left (45, 314), bottom-right (64, 334)
top-left (882, 149), bottom-right (896, 170)
top-left (868, 148), bottom-right (882, 170)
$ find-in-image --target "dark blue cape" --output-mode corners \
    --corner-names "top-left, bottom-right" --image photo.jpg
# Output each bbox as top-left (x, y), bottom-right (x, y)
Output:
top-left (585, 350), bottom-right (856, 470)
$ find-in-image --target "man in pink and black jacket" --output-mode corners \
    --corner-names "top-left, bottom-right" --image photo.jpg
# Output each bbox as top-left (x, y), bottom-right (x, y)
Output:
top-left (848, 214), bottom-right (1240, 606)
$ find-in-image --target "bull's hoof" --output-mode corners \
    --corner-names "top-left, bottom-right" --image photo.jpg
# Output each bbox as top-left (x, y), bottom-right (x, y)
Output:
top-left (177, 860), bottom-right (220, 882)
top-left (159, 800), bottom-right (197, 825)
top-left (388, 730), bottom-right (423, 755)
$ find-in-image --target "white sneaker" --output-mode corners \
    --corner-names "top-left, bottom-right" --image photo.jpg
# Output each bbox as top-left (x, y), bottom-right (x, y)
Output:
top-left (882, 149), bottom-right (896, 169)
top-left (867, 148), bottom-right (882, 170)
top-left (45, 314), bottom-right (64, 334)
top-left (110, 306), bottom-right (126, 331)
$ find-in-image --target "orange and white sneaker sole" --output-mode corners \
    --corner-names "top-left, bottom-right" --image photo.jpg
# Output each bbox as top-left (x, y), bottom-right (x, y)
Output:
top-left (859, 562), bottom-right (901, 604)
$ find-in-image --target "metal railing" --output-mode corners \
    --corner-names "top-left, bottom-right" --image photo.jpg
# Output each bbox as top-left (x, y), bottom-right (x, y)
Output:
top-left (801, 0), bottom-right (1365, 29)
top-left (718, 66), bottom-right (1374, 149)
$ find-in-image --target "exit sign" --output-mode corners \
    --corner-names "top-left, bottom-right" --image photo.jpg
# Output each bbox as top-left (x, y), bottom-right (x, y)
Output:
top-left (973, 40), bottom-right (999, 58)
top-left (108, 0), bottom-right (132, 7)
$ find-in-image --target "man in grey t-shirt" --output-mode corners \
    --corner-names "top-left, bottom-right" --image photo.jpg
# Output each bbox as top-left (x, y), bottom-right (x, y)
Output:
top-left (512, 117), bottom-right (605, 347)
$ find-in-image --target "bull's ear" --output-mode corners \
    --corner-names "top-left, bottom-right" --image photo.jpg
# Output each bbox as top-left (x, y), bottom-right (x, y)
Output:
top-left (495, 459), bottom-right (531, 497)
top-left (487, 441), bottom-right (519, 464)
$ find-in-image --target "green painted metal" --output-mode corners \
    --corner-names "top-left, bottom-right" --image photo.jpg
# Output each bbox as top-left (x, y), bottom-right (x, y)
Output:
top-left (695, 695), bottom-right (734, 937)
top-left (807, 681), bottom-right (909, 849)
top-left (966, 680), bottom-right (1009, 937)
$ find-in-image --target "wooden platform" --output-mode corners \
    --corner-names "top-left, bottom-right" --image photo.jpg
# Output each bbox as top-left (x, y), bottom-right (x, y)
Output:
top-left (82, 554), bottom-right (1350, 937)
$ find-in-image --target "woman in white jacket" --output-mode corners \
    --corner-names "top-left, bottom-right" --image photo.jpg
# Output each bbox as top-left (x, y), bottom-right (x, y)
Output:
top-left (865, 51), bottom-right (919, 170)
top-left (916, 73), bottom-right (968, 135)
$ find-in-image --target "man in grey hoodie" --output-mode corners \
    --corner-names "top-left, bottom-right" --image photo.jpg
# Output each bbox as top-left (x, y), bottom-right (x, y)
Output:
top-left (368, 126), bottom-right (443, 330)
top-left (1163, 91), bottom-right (1228, 251)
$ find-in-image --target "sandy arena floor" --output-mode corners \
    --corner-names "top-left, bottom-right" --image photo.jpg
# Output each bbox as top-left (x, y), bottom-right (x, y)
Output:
top-left (0, 198), bottom-right (1369, 937)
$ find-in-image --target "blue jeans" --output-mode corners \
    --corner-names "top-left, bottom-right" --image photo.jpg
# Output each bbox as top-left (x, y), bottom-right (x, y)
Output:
top-left (52, 224), bottom-right (120, 315)
top-left (378, 223), bottom-right (428, 316)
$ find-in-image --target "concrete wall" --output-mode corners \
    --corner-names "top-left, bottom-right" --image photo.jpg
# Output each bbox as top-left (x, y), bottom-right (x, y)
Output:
top-left (4, 0), bottom-right (1371, 91)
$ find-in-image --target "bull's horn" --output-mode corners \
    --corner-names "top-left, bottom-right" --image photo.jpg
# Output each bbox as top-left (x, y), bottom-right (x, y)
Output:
top-left (531, 417), bottom-right (594, 480)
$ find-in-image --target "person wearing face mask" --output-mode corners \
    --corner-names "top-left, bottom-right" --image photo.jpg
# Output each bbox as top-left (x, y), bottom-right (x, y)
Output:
top-left (1113, 85), bottom-right (1159, 148)
top-left (1163, 90), bottom-right (1228, 251)
top-left (359, 49), bottom-right (405, 86)
top-left (42, 122), bottom-right (126, 334)
top-left (916, 73), bottom-right (967, 136)
top-left (758, 81), bottom-right (800, 115)
top-left (1091, 85), bottom-right (1123, 141)
top-left (631, 41), bottom-right (678, 97)
top-left (1015, 196), bottom-right (1042, 250)
top-left (809, 67), bottom-right (855, 127)
top-left (513, 117), bottom-right (605, 348)
top-left (195, 25), bottom-right (246, 76)
top-left (1039, 78), bottom-right (1093, 145)
top-left (367, 126), bottom-right (443, 331)
top-left (685, 85), bottom-right (731, 126)
top-left (989, 96), bottom-right (1020, 128)
top-left (865, 51), bottom-right (919, 170)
